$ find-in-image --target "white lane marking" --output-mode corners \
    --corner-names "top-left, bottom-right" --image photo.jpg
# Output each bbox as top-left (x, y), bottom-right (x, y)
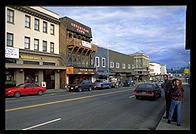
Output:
top-left (129, 95), bottom-right (135, 99)
top-left (22, 118), bottom-right (61, 130)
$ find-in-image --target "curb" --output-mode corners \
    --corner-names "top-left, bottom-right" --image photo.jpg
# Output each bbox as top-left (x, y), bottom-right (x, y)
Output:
top-left (155, 105), bottom-right (166, 130)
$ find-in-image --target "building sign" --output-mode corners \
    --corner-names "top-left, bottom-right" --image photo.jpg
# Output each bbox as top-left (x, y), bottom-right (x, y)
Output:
top-left (66, 67), bottom-right (95, 75)
top-left (5, 47), bottom-right (19, 59)
top-left (82, 41), bottom-right (91, 48)
top-left (20, 55), bottom-right (41, 60)
top-left (65, 17), bottom-right (92, 38)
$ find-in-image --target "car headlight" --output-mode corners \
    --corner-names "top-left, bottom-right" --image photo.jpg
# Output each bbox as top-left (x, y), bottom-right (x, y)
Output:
top-left (8, 90), bottom-right (12, 93)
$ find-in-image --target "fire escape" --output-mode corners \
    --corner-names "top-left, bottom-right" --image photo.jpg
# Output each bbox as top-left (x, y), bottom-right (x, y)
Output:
top-left (66, 38), bottom-right (97, 68)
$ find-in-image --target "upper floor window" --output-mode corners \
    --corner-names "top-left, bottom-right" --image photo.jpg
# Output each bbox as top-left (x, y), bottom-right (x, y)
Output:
top-left (50, 42), bottom-right (54, 53)
top-left (34, 18), bottom-right (39, 31)
top-left (43, 21), bottom-right (47, 33)
top-left (24, 37), bottom-right (30, 49)
top-left (116, 62), bottom-right (119, 68)
top-left (110, 62), bottom-right (114, 68)
top-left (122, 63), bottom-right (126, 69)
top-left (7, 9), bottom-right (14, 23)
top-left (25, 15), bottom-right (31, 28)
top-left (128, 64), bottom-right (131, 69)
top-left (7, 33), bottom-right (13, 47)
top-left (42, 41), bottom-right (47, 52)
top-left (50, 24), bottom-right (54, 35)
top-left (102, 58), bottom-right (106, 67)
top-left (95, 57), bottom-right (100, 67)
top-left (34, 39), bottom-right (39, 51)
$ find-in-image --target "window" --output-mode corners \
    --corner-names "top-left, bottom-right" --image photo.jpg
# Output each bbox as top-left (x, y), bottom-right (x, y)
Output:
top-left (50, 24), bottom-right (54, 35)
top-left (43, 21), bottom-right (47, 33)
top-left (23, 60), bottom-right (39, 65)
top-left (102, 58), bottom-right (106, 67)
top-left (25, 15), bottom-right (30, 28)
top-left (7, 33), bottom-right (13, 47)
top-left (110, 62), bottom-right (114, 68)
top-left (42, 41), bottom-right (47, 52)
top-left (7, 9), bottom-right (14, 23)
top-left (34, 39), bottom-right (39, 51)
top-left (34, 18), bottom-right (39, 31)
top-left (24, 37), bottom-right (30, 49)
top-left (122, 63), bottom-right (126, 69)
top-left (128, 64), bottom-right (131, 69)
top-left (116, 62), bottom-right (119, 68)
top-left (43, 62), bottom-right (55, 66)
top-left (95, 57), bottom-right (100, 67)
top-left (50, 42), bottom-right (54, 53)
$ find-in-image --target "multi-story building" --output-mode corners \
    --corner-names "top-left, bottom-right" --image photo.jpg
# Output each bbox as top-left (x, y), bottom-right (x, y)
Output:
top-left (149, 63), bottom-right (161, 76)
top-left (160, 65), bottom-right (167, 75)
top-left (108, 49), bottom-right (134, 82)
top-left (5, 6), bottom-right (65, 89)
top-left (129, 52), bottom-right (150, 82)
top-left (59, 16), bottom-right (97, 86)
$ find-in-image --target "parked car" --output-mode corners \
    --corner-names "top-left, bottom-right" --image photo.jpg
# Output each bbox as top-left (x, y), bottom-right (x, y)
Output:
top-left (67, 80), bottom-right (96, 92)
top-left (133, 83), bottom-right (161, 100)
top-left (5, 83), bottom-right (46, 98)
top-left (94, 79), bottom-right (112, 89)
top-left (123, 80), bottom-right (135, 87)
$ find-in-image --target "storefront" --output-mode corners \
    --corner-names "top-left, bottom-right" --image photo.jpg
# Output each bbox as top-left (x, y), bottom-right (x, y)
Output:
top-left (65, 67), bottom-right (96, 84)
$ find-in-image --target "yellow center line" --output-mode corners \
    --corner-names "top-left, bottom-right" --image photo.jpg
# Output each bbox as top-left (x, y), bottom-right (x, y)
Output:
top-left (6, 89), bottom-right (132, 112)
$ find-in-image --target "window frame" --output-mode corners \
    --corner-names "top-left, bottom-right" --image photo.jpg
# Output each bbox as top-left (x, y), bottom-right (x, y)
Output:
top-left (95, 57), bottom-right (100, 67)
top-left (25, 15), bottom-right (31, 28)
top-left (34, 18), bottom-right (40, 31)
top-left (116, 62), bottom-right (119, 68)
top-left (128, 64), bottom-right (131, 69)
top-left (24, 36), bottom-right (30, 49)
top-left (7, 32), bottom-right (13, 47)
top-left (42, 40), bottom-right (47, 52)
top-left (122, 63), bottom-right (126, 69)
top-left (110, 62), bottom-right (114, 68)
top-left (50, 24), bottom-right (55, 35)
top-left (43, 21), bottom-right (47, 33)
top-left (50, 42), bottom-right (54, 53)
top-left (7, 8), bottom-right (14, 24)
top-left (102, 57), bottom-right (106, 68)
top-left (34, 39), bottom-right (39, 51)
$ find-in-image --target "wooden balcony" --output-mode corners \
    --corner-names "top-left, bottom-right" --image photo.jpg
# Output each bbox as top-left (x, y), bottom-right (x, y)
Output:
top-left (67, 38), bottom-right (97, 52)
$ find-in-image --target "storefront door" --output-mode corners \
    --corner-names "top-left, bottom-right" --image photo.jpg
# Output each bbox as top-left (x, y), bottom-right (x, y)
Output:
top-left (44, 70), bottom-right (55, 89)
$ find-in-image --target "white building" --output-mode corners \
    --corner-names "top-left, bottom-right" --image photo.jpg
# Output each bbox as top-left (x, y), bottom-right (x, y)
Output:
top-left (160, 65), bottom-right (167, 75)
top-left (149, 63), bottom-right (161, 76)
top-left (5, 6), bottom-right (65, 89)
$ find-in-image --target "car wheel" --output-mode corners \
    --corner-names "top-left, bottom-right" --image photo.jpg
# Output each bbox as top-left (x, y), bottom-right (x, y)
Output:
top-left (14, 91), bottom-right (21, 98)
top-left (89, 87), bottom-right (92, 91)
top-left (78, 87), bottom-right (82, 92)
top-left (38, 90), bottom-right (43, 95)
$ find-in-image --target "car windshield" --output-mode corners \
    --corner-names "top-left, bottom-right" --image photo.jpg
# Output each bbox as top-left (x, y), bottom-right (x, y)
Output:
top-left (16, 84), bottom-right (25, 87)
top-left (136, 84), bottom-right (153, 90)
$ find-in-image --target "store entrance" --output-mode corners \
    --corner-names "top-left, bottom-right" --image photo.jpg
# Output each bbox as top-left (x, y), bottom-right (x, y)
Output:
top-left (44, 70), bottom-right (55, 89)
top-left (24, 69), bottom-right (38, 83)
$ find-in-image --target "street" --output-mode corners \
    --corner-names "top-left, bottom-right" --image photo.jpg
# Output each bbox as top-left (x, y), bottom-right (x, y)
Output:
top-left (6, 86), bottom-right (166, 130)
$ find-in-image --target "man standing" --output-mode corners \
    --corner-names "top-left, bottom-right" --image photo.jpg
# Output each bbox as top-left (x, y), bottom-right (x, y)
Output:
top-left (161, 74), bottom-right (173, 118)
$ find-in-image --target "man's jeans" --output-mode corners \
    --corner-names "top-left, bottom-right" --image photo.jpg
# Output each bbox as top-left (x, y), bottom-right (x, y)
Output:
top-left (168, 98), bottom-right (182, 124)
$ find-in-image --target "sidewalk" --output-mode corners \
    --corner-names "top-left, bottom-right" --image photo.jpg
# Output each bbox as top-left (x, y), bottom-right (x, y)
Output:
top-left (156, 84), bottom-right (190, 130)
top-left (45, 88), bottom-right (68, 94)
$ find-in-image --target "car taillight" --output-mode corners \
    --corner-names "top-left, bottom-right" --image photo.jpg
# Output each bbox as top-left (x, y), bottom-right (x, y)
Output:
top-left (148, 91), bottom-right (154, 95)
top-left (134, 90), bottom-right (139, 94)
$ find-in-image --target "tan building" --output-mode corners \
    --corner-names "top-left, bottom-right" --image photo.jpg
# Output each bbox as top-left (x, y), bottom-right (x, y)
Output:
top-left (129, 52), bottom-right (150, 81)
top-left (5, 6), bottom-right (65, 89)
top-left (59, 17), bottom-right (97, 86)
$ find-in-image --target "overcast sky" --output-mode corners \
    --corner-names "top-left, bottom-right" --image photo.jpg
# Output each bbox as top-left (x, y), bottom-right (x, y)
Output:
top-left (45, 6), bottom-right (190, 69)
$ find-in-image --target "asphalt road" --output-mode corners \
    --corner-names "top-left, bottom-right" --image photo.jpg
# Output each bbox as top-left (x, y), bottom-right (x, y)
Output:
top-left (5, 86), bottom-right (165, 130)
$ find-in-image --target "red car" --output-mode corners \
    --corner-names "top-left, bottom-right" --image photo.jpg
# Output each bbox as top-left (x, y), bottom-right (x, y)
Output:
top-left (5, 83), bottom-right (46, 98)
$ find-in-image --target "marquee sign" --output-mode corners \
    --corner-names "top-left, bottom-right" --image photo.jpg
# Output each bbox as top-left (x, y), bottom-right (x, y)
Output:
top-left (66, 67), bottom-right (95, 75)
top-left (65, 17), bottom-right (92, 38)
